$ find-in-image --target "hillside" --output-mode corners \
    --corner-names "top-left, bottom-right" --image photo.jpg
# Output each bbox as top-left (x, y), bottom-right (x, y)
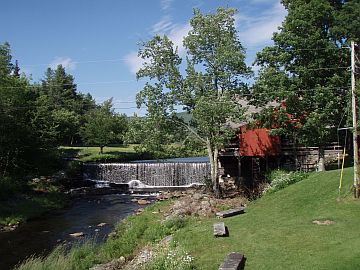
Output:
top-left (176, 168), bottom-right (360, 269)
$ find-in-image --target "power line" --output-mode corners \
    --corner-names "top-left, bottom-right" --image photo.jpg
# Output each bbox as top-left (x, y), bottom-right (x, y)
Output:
top-left (1, 86), bottom-right (351, 111)
top-left (16, 46), bottom-right (350, 67)
top-left (21, 58), bottom-right (129, 67)
top-left (0, 80), bottom-right (137, 89)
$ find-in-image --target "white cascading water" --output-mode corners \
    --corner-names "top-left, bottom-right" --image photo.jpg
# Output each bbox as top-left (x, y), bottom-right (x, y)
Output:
top-left (83, 162), bottom-right (210, 186)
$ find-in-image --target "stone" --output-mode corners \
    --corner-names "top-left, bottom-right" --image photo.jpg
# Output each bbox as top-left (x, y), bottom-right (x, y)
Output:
top-left (219, 252), bottom-right (245, 270)
top-left (137, 199), bottom-right (150, 205)
top-left (313, 220), bottom-right (335, 225)
top-left (97, 222), bottom-right (107, 227)
top-left (107, 231), bottom-right (117, 239)
top-left (159, 235), bottom-right (173, 246)
top-left (193, 193), bottom-right (203, 200)
top-left (213, 222), bottom-right (227, 237)
top-left (69, 232), bottom-right (84, 237)
top-left (216, 207), bottom-right (245, 218)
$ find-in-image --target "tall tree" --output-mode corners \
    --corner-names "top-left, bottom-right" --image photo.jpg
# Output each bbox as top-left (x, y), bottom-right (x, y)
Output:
top-left (135, 8), bottom-right (251, 196)
top-left (252, 0), bottom-right (354, 171)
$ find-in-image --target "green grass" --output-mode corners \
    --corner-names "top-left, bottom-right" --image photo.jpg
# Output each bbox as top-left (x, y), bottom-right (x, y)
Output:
top-left (60, 145), bottom-right (145, 162)
top-left (17, 168), bottom-right (360, 270)
top-left (60, 144), bottom-right (206, 163)
top-left (173, 168), bottom-right (360, 269)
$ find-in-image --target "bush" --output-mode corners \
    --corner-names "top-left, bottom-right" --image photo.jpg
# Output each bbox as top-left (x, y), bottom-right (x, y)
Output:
top-left (0, 176), bottom-right (24, 200)
top-left (265, 169), bottom-right (308, 194)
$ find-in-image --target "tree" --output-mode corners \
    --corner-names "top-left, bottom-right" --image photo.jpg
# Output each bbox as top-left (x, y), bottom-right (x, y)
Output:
top-left (252, 0), bottom-right (353, 171)
top-left (0, 42), bottom-right (47, 176)
top-left (80, 99), bottom-right (127, 154)
top-left (135, 8), bottom-right (251, 196)
top-left (37, 66), bottom-right (96, 145)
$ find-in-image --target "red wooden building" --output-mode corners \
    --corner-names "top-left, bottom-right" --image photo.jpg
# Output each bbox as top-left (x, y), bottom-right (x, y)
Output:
top-left (218, 101), bottom-right (342, 186)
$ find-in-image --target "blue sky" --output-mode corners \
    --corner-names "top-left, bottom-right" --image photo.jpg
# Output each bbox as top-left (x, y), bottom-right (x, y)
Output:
top-left (1, 0), bottom-right (286, 115)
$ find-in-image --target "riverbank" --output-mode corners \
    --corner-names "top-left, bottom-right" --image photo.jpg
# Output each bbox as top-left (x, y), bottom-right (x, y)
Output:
top-left (0, 177), bottom-right (67, 231)
top-left (15, 167), bottom-right (360, 269)
top-left (0, 193), bottom-right (150, 270)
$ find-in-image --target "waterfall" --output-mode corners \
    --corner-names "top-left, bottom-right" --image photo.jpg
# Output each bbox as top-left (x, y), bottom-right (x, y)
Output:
top-left (83, 161), bottom-right (210, 186)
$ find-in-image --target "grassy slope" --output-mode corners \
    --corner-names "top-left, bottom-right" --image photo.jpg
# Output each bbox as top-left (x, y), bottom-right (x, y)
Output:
top-left (175, 168), bottom-right (360, 270)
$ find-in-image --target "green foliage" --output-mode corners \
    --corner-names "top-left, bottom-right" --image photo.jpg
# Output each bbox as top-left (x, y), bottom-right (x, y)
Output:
top-left (264, 169), bottom-right (308, 194)
top-left (134, 7), bottom-right (251, 194)
top-left (80, 99), bottom-right (128, 154)
top-left (0, 42), bottom-right (97, 178)
top-left (252, 0), bottom-right (355, 152)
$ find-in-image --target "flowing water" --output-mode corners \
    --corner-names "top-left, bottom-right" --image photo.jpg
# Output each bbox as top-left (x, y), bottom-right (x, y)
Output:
top-left (84, 157), bottom-right (211, 186)
top-left (0, 193), bottom-right (151, 270)
top-left (0, 157), bottom-right (209, 269)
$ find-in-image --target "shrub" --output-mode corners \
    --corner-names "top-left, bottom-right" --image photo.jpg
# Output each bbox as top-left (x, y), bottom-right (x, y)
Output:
top-left (0, 176), bottom-right (24, 200)
top-left (265, 169), bottom-right (308, 194)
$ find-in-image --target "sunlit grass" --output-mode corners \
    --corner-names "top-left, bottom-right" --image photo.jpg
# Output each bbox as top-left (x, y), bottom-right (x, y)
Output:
top-left (18, 168), bottom-right (360, 269)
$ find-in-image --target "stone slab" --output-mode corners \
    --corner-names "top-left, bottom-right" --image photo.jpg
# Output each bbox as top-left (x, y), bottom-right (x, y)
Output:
top-left (219, 252), bottom-right (245, 270)
top-left (213, 222), bottom-right (227, 236)
top-left (216, 207), bottom-right (245, 218)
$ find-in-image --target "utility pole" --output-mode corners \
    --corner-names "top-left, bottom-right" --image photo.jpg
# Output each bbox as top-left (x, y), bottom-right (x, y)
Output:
top-left (351, 41), bottom-right (359, 198)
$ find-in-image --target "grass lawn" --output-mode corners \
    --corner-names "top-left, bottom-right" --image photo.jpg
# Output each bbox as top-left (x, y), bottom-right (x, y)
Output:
top-left (60, 145), bottom-right (143, 162)
top-left (175, 167), bottom-right (360, 269)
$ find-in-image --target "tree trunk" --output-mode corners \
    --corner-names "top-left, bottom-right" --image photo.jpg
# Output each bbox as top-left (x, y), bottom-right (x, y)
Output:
top-left (318, 146), bottom-right (326, 172)
top-left (206, 138), bottom-right (221, 198)
top-left (100, 146), bottom-right (104, 154)
top-left (292, 132), bottom-right (298, 171)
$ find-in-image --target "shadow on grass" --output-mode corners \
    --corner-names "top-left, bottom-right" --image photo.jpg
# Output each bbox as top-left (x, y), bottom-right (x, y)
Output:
top-left (59, 148), bottom-right (81, 159)
top-left (80, 152), bottom-right (153, 163)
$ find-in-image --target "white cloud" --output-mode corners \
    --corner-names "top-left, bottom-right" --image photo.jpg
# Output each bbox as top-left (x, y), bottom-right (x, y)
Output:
top-left (168, 23), bottom-right (191, 55)
top-left (124, 51), bottom-right (144, 75)
top-left (125, 22), bottom-right (191, 74)
top-left (237, 2), bottom-right (286, 46)
top-left (49, 56), bottom-right (76, 70)
top-left (151, 15), bottom-right (175, 35)
top-left (160, 0), bottom-right (173, 11)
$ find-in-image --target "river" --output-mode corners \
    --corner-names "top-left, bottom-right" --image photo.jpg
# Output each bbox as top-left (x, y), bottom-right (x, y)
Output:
top-left (0, 193), bottom-right (152, 270)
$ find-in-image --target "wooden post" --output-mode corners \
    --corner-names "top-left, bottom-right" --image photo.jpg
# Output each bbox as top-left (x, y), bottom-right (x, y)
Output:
top-left (351, 41), bottom-right (359, 198)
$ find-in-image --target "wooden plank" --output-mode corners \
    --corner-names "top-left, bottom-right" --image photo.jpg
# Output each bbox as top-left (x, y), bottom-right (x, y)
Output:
top-left (213, 222), bottom-right (227, 237)
top-left (216, 207), bottom-right (245, 218)
top-left (219, 252), bottom-right (245, 270)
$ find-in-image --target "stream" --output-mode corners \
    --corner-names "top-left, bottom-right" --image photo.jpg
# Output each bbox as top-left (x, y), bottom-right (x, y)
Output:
top-left (0, 193), bottom-right (152, 270)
